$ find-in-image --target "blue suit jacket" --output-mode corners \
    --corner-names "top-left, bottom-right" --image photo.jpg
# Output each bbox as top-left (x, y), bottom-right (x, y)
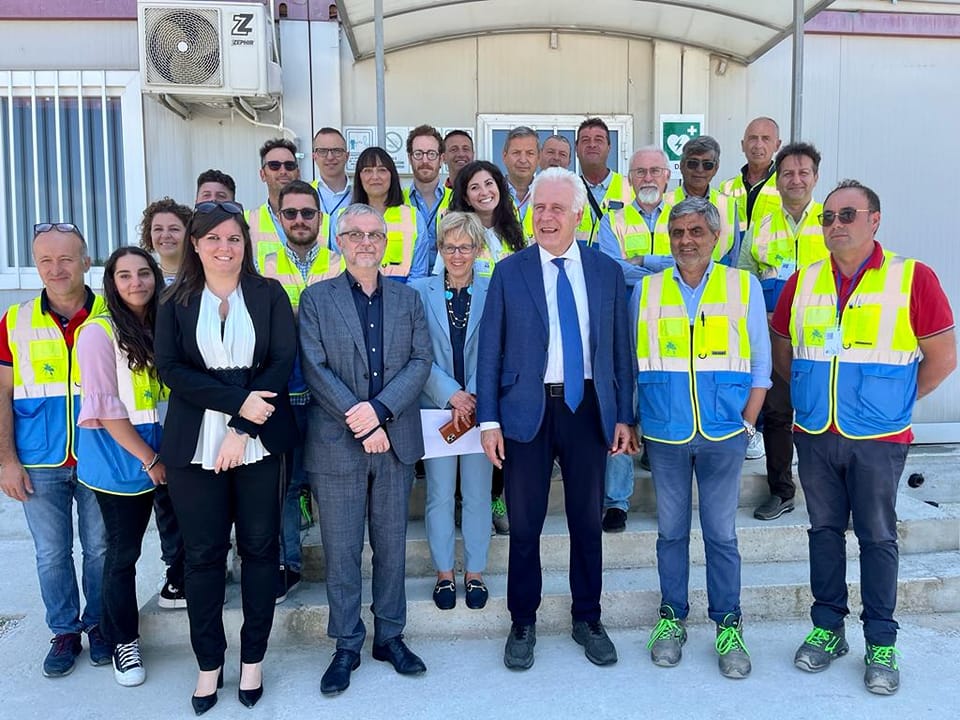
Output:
top-left (410, 274), bottom-right (489, 408)
top-left (477, 244), bottom-right (636, 445)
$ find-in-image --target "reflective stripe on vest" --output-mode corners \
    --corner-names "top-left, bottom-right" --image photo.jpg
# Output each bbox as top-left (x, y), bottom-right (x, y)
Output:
top-left (636, 266), bottom-right (752, 443)
top-left (670, 186), bottom-right (738, 261)
top-left (609, 202), bottom-right (673, 259)
top-left (382, 204), bottom-right (419, 277)
top-left (577, 172), bottom-right (635, 244)
top-left (750, 203), bottom-right (827, 281)
top-left (6, 294), bottom-right (108, 467)
top-left (719, 172), bottom-right (781, 230)
top-left (788, 252), bottom-right (919, 439)
top-left (75, 315), bottom-right (164, 495)
top-left (246, 204), bottom-right (282, 261)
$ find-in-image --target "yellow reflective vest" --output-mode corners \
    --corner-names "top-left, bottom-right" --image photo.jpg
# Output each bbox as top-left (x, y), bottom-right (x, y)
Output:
top-left (578, 171), bottom-right (635, 245)
top-left (607, 202), bottom-right (673, 259)
top-left (670, 186), bottom-right (739, 262)
top-left (719, 169), bottom-right (781, 230)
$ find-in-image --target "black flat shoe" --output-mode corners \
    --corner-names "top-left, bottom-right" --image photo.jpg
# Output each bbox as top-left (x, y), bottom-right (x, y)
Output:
top-left (464, 578), bottom-right (489, 609)
top-left (432, 579), bottom-right (456, 610)
top-left (192, 668), bottom-right (224, 716)
top-left (238, 685), bottom-right (263, 708)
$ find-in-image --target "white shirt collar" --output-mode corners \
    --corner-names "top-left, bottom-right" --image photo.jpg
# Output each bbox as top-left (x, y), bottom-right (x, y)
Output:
top-left (538, 238), bottom-right (581, 268)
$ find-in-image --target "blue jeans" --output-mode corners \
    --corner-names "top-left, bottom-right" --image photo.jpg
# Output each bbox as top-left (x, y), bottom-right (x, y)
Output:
top-left (424, 452), bottom-right (493, 573)
top-left (794, 432), bottom-right (907, 646)
top-left (21, 467), bottom-right (106, 635)
top-left (646, 433), bottom-right (746, 624)
top-left (280, 404), bottom-right (308, 572)
top-left (603, 452), bottom-right (635, 511)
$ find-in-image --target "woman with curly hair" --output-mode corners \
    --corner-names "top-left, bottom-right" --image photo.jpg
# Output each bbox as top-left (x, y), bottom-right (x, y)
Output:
top-left (139, 198), bottom-right (193, 285)
top-left (75, 246), bottom-right (166, 687)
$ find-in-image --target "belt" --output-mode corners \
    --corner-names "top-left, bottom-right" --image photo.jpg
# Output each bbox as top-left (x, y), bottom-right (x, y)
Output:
top-left (545, 383), bottom-right (564, 397)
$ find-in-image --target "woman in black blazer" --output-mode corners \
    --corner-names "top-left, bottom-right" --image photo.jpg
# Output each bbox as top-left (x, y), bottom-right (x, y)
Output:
top-left (155, 201), bottom-right (297, 715)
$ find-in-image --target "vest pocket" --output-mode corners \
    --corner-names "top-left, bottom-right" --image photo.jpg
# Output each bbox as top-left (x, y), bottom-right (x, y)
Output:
top-left (789, 362), bottom-right (816, 418)
top-left (711, 371), bottom-right (750, 422)
top-left (637, 372), bottom-right (670, 423)
top-left (856, 365), bottom-right (910, 424)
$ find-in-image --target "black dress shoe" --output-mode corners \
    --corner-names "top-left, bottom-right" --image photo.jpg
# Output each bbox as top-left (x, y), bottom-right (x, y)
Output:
top-left (238, 685), bottom-right (263, 708)
top-left (191, 668), bottom-right (224, 716)
top-left (372, 636), bottom-right (426, 675)
top-left (320, 649), bottom-right (360, 695)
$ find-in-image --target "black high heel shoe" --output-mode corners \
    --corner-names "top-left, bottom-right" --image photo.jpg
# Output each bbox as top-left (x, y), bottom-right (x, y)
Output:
top-left (238, 663), bottom-right (263, 709)
top-left (191, 667), bottom-right (224, 716)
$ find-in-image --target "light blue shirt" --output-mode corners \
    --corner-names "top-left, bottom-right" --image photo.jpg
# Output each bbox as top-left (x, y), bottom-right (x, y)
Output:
top-left (407, 182), bottom-right (446, 272)
top-left (315, 176), bottom-right (352, 250)
top-left (597, 199), bottom-right (673, 289)
top-left (507, 180), bottom-right (532, 221)
top-left (629, 261), bottom-right (772, 389)
top-left (582, 170), bottom-right (612, 224)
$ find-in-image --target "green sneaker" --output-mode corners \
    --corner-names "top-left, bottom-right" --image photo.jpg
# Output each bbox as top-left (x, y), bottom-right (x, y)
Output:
top-left (715, 614), bottom-right (751, 679)
top-left (794, 625), bottom-right (849, 673)
top-left (492, 496), bottom-right (509, 535)
top-left (864, 642), bottom-right (900, 695)
top-left (646, 606), bottom-right (687, 667)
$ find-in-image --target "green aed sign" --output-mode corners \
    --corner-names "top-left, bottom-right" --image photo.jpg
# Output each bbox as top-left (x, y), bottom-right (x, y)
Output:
top-left (659, 114), bottom-right (705, 178)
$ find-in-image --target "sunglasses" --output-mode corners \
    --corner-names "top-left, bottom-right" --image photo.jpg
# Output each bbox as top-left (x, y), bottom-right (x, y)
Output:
top-left (263, 160), bottom-right (298, 172)
top-left (33, 222), bottom-right (82, 236)
top-left (684, 158), bottom-right (717, 171)
top-left (818, 207), bottom-right (871, 227)
top-left (280, 207), bottom-right (319, 221)
top-left (195, 201), bottom-right (244, 215)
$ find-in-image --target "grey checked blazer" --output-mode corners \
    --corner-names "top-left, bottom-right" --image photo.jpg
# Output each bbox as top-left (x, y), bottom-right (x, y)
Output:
top-left (298, 273), bottom-right (432, 470)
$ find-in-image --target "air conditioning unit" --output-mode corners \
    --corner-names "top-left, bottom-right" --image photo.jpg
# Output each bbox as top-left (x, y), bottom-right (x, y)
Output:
top-left (138, 0), bottom-right (282, 107)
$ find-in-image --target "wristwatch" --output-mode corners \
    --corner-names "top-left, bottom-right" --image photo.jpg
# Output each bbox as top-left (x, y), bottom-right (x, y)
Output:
top-left (742, 420), bottom-right (757, 438)
top-left (230, 426), bottom-right (248, 437)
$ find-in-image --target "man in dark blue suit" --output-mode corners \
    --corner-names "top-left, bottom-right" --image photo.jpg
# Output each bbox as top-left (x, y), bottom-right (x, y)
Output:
top-left (478, 167), bottom-right (638, 670)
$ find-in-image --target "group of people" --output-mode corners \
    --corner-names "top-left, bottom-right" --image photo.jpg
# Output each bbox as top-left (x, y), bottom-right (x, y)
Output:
top-left (0, 115), bottom-right (954, 714)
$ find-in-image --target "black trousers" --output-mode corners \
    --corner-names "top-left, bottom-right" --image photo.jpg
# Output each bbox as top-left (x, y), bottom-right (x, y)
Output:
top-left (762, 369), bottom-right (796, 500)
top-left (167, 456), bottom-right (281, 670)
top-left (503, 385), bottom-right (608, 626)
top-left (94, 489), bottom-right (155, 646)
top-left (152, 484), bottom-right (185, 586)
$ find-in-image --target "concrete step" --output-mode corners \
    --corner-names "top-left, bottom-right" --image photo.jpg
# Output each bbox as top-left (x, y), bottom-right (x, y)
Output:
top-left (299, 495), bottom-right (959, 581)
top-left (140, 550), bottom-right (960, 646)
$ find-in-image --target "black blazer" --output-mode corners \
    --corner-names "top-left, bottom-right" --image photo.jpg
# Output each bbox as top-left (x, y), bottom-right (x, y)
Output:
top-left (155, 273), bottom-right (298, 467)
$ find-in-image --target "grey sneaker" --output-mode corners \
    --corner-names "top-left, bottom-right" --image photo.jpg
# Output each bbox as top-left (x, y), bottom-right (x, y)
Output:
top-left (864, 642), bottom-right (900, 695)
top-left (794, 625), bottom-right (849, 672)
top-left (753, 495), bottom-right (795, 521)
top-left (572, 620), bottom-right (618, 666)
top-left (504, 623), bottom-right (536, 670)
top-left (646, 606), bottom-right (687, 667)
top-left (716, 614), bottom-right (751, 679)
top-left (492, 496), bottom-right (510, 535)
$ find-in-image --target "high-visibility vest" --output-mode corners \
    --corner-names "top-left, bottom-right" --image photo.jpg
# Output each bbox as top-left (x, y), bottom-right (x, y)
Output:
top-left (670, 186), bottom-right (738, 262)
top-left (474, 232), bottom-right (516, 278)
top-left (750, 203), bottom-right (828, 311)
top-left (514, 202), bottom-right (535, 243)
top-left (636, 266), bottom-right (753, 443)
top-left (6, 294), bottom-right (108, 467)
top-left (246, 203), bottom-right (283, 258)
top-left (578, 171), bottom-right (635, 245)
top-left (607, 202), bottom-right (673, 259)
top-left (788, 252), bottom-right (920, 439)
top-left (75, 315), bottom-right (164, 495)
top-left (257, 241), bottom-right (342, 312)
top-left (719, 171), bottom-right (781, 230)
top-left (381, 205), bottom-right (420, 278)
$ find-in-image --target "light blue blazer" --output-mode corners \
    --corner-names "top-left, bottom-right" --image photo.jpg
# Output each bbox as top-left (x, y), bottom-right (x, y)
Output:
top-left (410, 274), bottom-right (490, 409)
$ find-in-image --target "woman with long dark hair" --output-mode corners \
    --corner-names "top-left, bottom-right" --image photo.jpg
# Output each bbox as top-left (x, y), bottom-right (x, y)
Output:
top-left (76, 246), bottom-right (166, 687)
top-left (155, 202), bottom-right (297, 714)
top-left (449, 160), bottom-right (526, 278)
top-left (351, 146), bottom-right (430, 281)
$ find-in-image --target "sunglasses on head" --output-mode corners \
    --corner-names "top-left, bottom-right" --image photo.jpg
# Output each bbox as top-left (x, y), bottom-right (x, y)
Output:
top-left (263, 160), bottom-right (298, 172)
top-left (33, 222), bottom-right (82, 236)
top-left (194, 201), bottom-right (244, 216)
top-left (280, 207), bottom-right (319, 221)
top-left (818, 207), bottom-right (871, 227)
top-left (684, 158), bottom-right (716, 171)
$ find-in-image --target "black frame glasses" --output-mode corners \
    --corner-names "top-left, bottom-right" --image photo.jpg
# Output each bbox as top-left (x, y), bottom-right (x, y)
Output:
top-left (263, 160), bottom-right (298, 172)
top-left (195, 201), bottom-right (244, 215)
top-left (33, 222), bottom-right (82, 236)
top-left (818, 207), bottom-right (871, 227)
top-left (280, 208), bottom-right (319, 221)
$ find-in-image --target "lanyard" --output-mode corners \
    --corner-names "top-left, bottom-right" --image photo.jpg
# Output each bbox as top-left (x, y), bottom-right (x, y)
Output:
top-left (322, 188), bottom-right (350, 217)
top-left (411, 187), bottom-right (442, 229)
top-left (833, 253), bottom-right (873, 320)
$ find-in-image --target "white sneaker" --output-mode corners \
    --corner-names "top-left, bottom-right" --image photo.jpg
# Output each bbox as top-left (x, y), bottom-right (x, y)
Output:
top-left (113, 639), bottom-right (146, 687)
top-left (745, 432), bottom-right (765, 460)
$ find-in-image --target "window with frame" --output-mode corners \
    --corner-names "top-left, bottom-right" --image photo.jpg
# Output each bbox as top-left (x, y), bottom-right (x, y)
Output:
top-left (0, 70), bottom-right (145, 288)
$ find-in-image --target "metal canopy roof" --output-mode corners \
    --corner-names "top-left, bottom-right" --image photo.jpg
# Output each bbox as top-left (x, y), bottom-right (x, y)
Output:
top-left (335, 0), bottom-right (837, 64)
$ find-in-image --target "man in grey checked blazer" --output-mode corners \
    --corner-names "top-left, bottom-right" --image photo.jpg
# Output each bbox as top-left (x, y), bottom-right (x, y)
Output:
top-left (298, 203), bottom-right (432, 695)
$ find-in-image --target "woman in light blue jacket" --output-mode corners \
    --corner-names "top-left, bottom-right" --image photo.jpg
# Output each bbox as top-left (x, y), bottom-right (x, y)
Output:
top-left (411, 212), bottom-right (493, 610)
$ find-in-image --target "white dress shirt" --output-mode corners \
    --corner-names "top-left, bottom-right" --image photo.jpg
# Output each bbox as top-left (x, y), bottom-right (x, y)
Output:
top-left (540, 240), bottom-right (592, 382)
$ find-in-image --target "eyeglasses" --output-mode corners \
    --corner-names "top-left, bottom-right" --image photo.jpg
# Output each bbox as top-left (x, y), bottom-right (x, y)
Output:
top-left (629, 167), bottom-right (666, 178)
top-left (338, 230), bottom-right (387, 244)
top-left (684, 158), bottom-right (717, 171)
top-left (313, 147), bottom-right (346, 158)
top-left (411, 149), bottom-right (440, 161)
top-left (263, 160), bottom-right (298, 171)
top-left (280, 207), bottom-right (319, 220)
top-left (33, 222), bottom-right (81, 236)
top-left (195, 201), bottom-right (245, 215)
top-left (818, 207), bottom-right (871, 227)
top-left (439, 244), bottom-right (476, 256)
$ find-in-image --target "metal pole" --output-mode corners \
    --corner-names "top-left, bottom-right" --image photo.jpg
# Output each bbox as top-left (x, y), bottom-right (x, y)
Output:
top-left (374, 0), bottom-right (386, 146)
top-left (790, 0), bottom-right (804, 141)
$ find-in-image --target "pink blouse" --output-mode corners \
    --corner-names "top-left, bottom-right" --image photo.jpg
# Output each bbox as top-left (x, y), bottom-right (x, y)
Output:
top-left (76, 323), bottom-right (129, 429)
